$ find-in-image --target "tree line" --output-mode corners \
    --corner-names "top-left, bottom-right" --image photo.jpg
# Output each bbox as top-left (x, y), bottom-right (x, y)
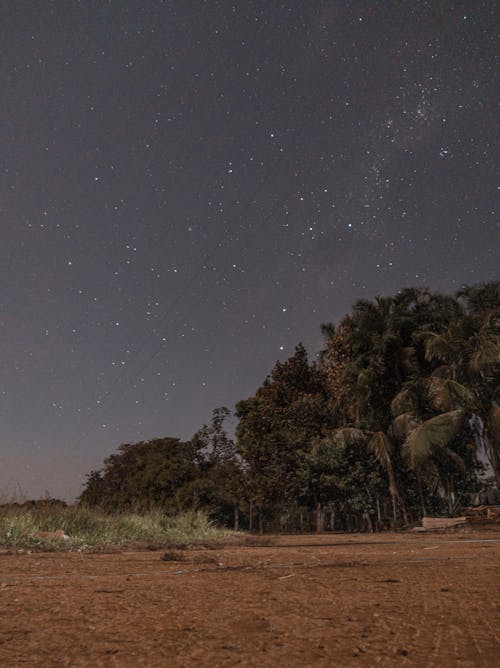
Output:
top-left (79, 283), bottom-right (500, 532)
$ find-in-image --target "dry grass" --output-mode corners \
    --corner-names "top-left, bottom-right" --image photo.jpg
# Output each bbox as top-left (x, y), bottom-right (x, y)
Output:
top-left (0, 505), bottom-right (235, 552)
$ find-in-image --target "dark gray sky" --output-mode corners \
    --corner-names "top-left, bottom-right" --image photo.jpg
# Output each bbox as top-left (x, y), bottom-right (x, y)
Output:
top-left (1, 1), bottom-right (498, 500)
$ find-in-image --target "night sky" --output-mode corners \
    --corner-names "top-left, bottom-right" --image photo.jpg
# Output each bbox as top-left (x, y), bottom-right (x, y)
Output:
top-left (1, 1), bottom-right (498, 500)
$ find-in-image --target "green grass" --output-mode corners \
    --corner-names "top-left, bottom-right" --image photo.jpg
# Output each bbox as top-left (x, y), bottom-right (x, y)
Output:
top-left (0, 505), bottom-right (235, 552)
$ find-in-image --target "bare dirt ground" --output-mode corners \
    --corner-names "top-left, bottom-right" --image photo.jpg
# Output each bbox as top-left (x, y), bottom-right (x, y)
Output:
top-left (1, 530), bottom-right (499, 667)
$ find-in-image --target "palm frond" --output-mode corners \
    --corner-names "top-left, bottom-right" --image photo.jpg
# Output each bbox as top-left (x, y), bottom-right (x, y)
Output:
top-left (469, 335), bottom-right (499, 373)
top-left (418, 331), bottom-right (453, 363)
top-left (388, 413), bottom-right (420, 443)
top-left (402, 409), bottom-right (465, 471)
top-left (390, 389), bottom-right (416, 417)
top-left (367, 431), bottom-right (393, 468)
top-left (457, 281), bottom-right (500, 318)
top-left (426, 378), bottom-right (476, 412)
top-left (443, 448), bottom-right (467, 474)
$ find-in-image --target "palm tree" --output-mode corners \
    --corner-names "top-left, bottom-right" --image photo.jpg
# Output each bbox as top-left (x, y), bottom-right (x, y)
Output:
top-left (319, 284), bottom-right (499, 522)
top-left (402, 409), bottom-right (468, 515)
top-left (416, 283), bottom-right (499, 491)
top-left (338, 295), bottom-right (413, 429)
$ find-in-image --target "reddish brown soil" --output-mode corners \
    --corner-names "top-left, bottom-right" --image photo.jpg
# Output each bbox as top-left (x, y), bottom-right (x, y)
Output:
top-left (1, 531), bottom-right (499, 667)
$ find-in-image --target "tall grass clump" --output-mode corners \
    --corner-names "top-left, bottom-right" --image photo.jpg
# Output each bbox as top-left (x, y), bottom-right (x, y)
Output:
top-left (0, 504), bottom-right (234, 552)
top-left (161, 510), bottom-right (232, 542)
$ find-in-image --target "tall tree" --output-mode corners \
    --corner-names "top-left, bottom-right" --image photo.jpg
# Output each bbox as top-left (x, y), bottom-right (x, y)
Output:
top-left (236, 344), bottom-right (332, 531)
top-left (190, 407), bottom-right (245, 529)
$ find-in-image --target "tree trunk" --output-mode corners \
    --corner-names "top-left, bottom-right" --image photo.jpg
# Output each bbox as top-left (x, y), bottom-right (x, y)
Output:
top-left (417, 474), bottom-right (426, 517)
top-left (391, 496), bottom-right (397, 529)
top-left (249, 499), bottom-right (253, 532)
top-left (376, 497), bottom-right (381, 531)
top-left (315, 502), bottom-right (323, 533)
top-left (388, 472), bottom-right (408, 526)
top-left (233, 505), bottom-right (239, 531)
top-left (447, 478), bottom-right (455, 517)
top-left (258, 515), bottom-right (263, 535)
top-left (400, 499), bottom-right (409, 525)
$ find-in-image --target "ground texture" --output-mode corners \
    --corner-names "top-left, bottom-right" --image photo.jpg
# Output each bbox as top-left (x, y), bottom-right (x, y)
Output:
top-left (1, 530), bottom-right (499, 667)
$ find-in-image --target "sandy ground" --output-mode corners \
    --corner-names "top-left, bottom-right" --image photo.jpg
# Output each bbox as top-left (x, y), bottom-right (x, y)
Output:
top-left (0, 530), bottom-right (499, 667)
